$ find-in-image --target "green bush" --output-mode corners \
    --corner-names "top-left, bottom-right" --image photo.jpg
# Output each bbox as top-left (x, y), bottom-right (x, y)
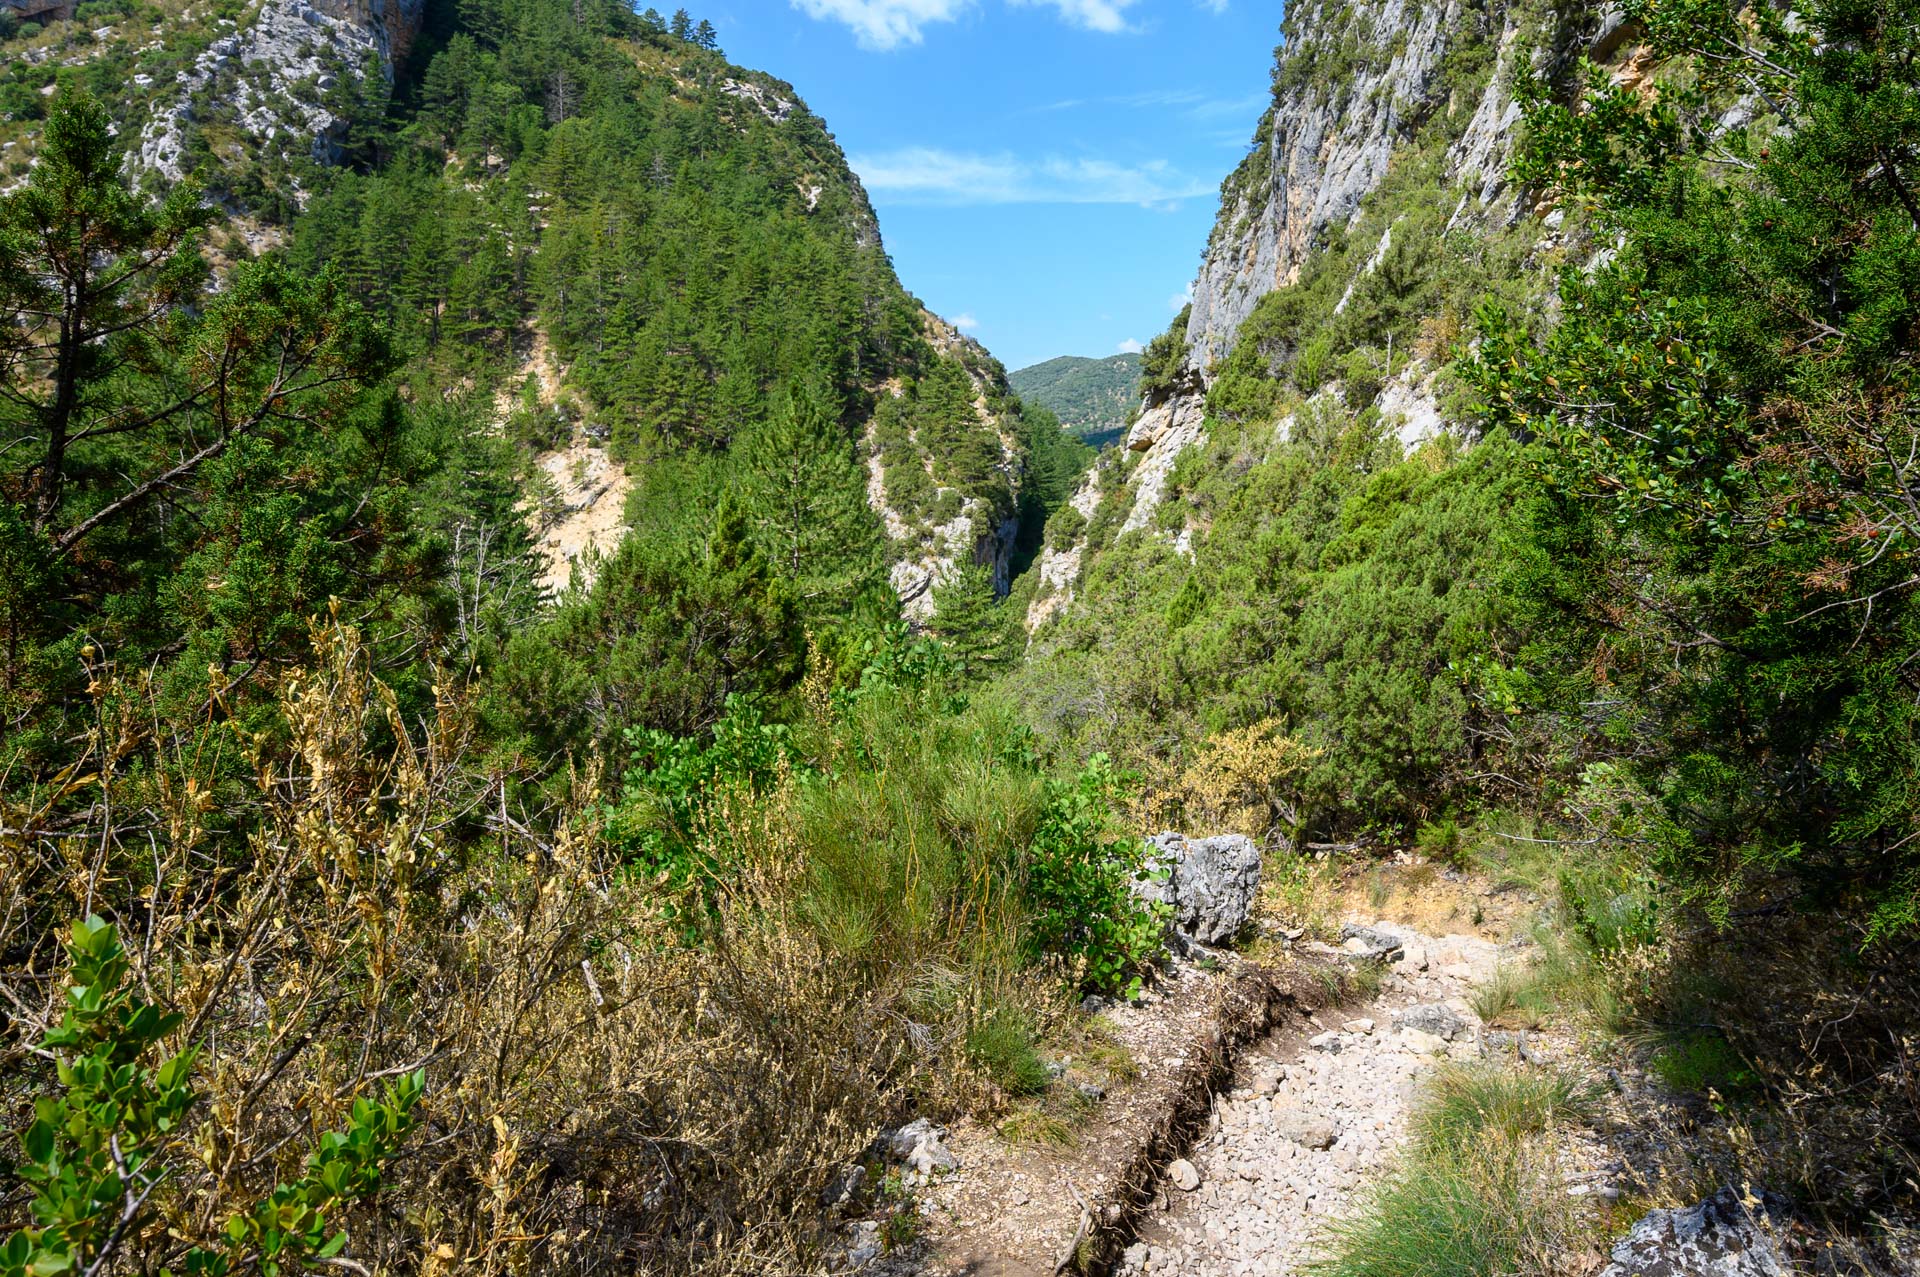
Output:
top-left (1024, 755), bottom-right (1165, 996)
top-left (611, 698), bottom-right (803, 885)
top-left (1045, 503), bottom-right (1085, 551)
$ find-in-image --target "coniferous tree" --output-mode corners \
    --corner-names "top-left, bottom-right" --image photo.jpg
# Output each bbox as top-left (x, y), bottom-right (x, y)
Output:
top-left (735, 383), bottom-right (886, 624)
top-left (0, 87), bottom-right (211, 533)
top-left (669, 7), bottom-right (692, 39)
top-left (930, 561), bottom-right (1016, 679)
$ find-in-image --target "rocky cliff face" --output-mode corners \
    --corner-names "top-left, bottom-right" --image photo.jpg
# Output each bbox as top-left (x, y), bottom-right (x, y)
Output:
top-left (1182, 0), bottom-right (1521, 375)
top-left (868, 309), bottom-right (1027, 620)
top-left (1027, 0), bottom-right (1600, 629)
top-left (138, 0), bottom-right (425, 186)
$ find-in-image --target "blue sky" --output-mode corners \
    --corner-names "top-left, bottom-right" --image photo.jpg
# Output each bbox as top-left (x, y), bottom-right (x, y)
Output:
top-left (708, 0), bottom-right (1283, 372)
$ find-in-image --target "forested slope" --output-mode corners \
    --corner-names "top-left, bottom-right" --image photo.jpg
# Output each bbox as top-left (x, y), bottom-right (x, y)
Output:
top-left (0, 3), bottom-right (1100, 1272)
top-left (1009, 0), bottom-right (1920, 1251)
top-left (1009, 352), bottom-right (1140, 447)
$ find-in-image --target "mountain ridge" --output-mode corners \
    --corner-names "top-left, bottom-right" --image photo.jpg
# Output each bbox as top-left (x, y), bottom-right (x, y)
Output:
top-left (1008, 352), bottom-right (1140, 448)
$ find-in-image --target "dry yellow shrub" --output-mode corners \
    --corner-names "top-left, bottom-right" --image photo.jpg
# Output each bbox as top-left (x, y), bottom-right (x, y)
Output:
top-left (3, 618), bottom-right (1057, 1275)
top-left (1138, 718), bottom-right (1318, 845)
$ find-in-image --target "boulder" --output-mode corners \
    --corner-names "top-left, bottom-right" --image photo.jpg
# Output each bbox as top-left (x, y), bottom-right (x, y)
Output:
top-left (1136, 832), bottom-right (1262, 945)
top-left (1597, 1187), bottom-right (1790, 1277)
top-left (1393, 1002), bottom-right (1469, 1041)
top-left (1339, 923), bottom-right (1404, 960)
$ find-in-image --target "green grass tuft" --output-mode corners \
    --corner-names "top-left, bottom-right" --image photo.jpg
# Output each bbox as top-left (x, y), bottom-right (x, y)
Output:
top-left (1312, 1065), bottom-right (1594, 1277)
top-left (1648, 1032), bottom-right (1758, 1098)
top-left (966, 1005), bottom-right (1052, 1097)
top-left (1414, 1065), bottom-right (1598, 1153)
top-left (1310, 1150), bottom-right (1538, 1277)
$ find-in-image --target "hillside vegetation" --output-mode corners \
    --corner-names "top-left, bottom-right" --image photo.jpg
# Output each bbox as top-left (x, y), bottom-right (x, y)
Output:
top-left (1009, 352), bottom-right (1141, 447)
top-left (2, 0), bottom-right (1918, 1271)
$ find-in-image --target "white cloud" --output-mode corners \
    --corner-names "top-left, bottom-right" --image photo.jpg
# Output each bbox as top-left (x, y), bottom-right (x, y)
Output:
top-left (1197, 0), bottom-right (1229, 12)
top-left (953, 312), bottom-right (980, 331)
top-left (1168, 281), bottom-right (1194, 312)
top-left (1031, 88), bottom-right (1265, 121)
top-left (790, 0), bottom-right (968, 49)
top-left (1116, 337), bottom-right (1145, 354)
top-left (850, 146), bottom-right (1212, 207)
top-left (1010, 0), bottom-right (1141, 33)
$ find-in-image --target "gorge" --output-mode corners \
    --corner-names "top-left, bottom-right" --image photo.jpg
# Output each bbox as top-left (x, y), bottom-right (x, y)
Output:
top-left (1, 0), bottom-right (1916, 1274)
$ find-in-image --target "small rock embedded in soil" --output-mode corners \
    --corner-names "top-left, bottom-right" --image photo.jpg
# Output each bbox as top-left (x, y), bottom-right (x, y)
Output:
top-left (1169, 1158), bottom-right (1201, 1191)
top-left (1339, 923), bottom-right (1404, 960)
top-left (1274, 1108), bottom-right (1336, 1150)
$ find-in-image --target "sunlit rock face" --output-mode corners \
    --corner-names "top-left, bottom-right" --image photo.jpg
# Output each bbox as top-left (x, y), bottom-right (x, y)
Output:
top-left (1182, 0), bottom-right (1534, 381)
top-left (1024, 0), bottom-right (1588, 629)
top-left (138, 0), bottom-right (427, 186)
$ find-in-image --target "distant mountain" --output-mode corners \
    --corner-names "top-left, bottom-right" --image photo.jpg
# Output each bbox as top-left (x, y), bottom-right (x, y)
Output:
top-left (1010, 353), bottom-right (1140, 447)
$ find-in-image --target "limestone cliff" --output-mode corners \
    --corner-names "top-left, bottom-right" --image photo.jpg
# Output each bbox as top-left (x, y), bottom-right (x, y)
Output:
top-left (138, 0), bottom-right (425, 187)
top-left (1027, 0), bottom-right (1616, 629)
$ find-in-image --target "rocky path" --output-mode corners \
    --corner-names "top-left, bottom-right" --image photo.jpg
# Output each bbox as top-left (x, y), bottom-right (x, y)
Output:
top-left (1119, 921), bottom-right (1512, 1277)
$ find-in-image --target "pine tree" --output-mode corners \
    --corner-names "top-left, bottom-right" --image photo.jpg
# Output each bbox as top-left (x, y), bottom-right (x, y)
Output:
top-left (0, 86), bottom-right (211, 532)
top-left (669, 7), bottom-right (692, 39)
top-left (929, 561), bottom-right (1016, 679)
top-left (692, 18), bottom-right (718, 50)
top-left (734, 382), bottom-right (886, 624)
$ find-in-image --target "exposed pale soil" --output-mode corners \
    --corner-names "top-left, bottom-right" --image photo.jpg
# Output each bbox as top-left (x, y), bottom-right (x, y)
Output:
top-left (524, 442), bottom-right (630, 595)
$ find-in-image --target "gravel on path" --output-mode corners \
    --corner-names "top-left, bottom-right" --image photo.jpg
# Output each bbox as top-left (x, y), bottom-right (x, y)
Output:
top-left (1122, 922), bottom-right (1508, 1277)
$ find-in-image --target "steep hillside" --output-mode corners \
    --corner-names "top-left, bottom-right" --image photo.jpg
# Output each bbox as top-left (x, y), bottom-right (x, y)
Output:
top-left (0, 3), bottom-right (1097, 1272)
top-left (1019, 0), bottom-right (1607, 793)
top-left (1, 0), bottom-right (1057, 626)
top-left (1009, 352), bottom-right (1140, 447)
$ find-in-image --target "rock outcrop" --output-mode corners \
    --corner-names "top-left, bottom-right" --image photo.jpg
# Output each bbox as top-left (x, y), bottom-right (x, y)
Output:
top-left (1136, 833), bottom-right (1263, 946)
top-left (1027, 0), bottom-right (1576, 629)
top-left (867, 309), bottom-right (1028, 621)
top-left (137, 0), bottom-right (425, 187)
top-left (1186, 0), bottom-right (1503, 374)
top-left (1597, 1188), bottom-right (1791, 1277)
